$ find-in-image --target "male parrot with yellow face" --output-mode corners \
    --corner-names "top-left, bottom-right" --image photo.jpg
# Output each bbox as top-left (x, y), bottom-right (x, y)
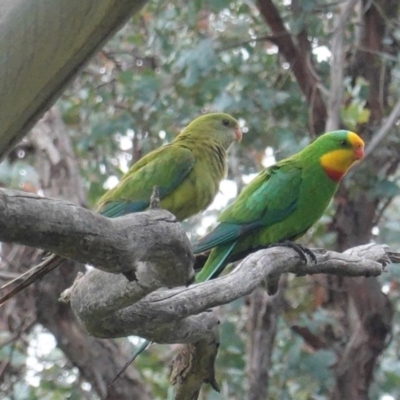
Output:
top-left (194, 130), bottom-right (364, 282)
top-left (0, 113), bottom-right (242, 305)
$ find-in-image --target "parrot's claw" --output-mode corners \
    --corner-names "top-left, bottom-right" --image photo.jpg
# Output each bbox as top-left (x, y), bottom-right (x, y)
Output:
top-left (292, 243), bottom-right (317, 265)
top-left (269, 241), bottom-right (317, 265)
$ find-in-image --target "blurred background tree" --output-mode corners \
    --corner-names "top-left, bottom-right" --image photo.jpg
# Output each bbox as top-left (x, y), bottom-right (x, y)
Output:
top-left (1, 0), bottom-right (400, 399)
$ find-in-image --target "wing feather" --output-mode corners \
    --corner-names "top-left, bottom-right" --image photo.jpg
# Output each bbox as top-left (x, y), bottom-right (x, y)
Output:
top-left (98, 145), bottom-right (195, 217)
top-left (193, 160), bottom-right (303, 253)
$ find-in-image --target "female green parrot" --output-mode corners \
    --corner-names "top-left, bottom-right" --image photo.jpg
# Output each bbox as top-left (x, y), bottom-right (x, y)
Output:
top-left (96, 113), bottom-right (242, 220)
top-left (0, 113), bottom-right (242, 305)
top-left (193, 130), bottom-right (364, 283)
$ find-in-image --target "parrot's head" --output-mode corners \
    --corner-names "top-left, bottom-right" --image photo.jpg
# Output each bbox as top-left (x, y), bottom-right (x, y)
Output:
top-left (178, 113), bottom-right (242, 149)
top-left (315, 130), bottom-right (365, 182)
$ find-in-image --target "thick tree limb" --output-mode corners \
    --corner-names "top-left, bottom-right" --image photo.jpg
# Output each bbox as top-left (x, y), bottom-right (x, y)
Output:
top-left (0, 189), bottom-right (194, 287)
top-left (0, 0), bottom-right (148, 160)
top-left (70, 243), bottom-right (394, 400)
top-left (69, 244), bottom-right (390, 338)
top-left (0, 189), bottom-right (390, 339)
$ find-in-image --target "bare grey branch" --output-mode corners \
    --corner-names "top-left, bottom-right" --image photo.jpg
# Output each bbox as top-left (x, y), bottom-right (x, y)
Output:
top-left (0, 188), bottom-right (194, 290)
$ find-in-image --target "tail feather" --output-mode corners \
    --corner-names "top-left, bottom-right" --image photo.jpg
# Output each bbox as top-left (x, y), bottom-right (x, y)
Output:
top-left (0, 253), bottom-right (65, 306)
top-left (195, 241), bottom-right (236, 283)
top-left (108, 340), bottom-right (151, 387)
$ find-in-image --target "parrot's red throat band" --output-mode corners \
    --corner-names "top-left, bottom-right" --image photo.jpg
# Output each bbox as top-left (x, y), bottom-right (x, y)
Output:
top-left (322, 167), bottom-right (345, 182)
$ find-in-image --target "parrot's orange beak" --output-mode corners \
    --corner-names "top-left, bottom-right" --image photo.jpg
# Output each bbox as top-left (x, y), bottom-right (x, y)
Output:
top-left (353, 144), bottom-right (364, 160)
top-left (348, 131), bottom-right (365, 160)
top-left (235, 126), bottom-right (243, 142)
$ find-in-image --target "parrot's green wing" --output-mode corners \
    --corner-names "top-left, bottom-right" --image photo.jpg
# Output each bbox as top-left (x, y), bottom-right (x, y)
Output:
top-left (194, 162), bottom-right (303, 282)
top-left (98, 146), bottom-right (195, 218)
top-left (194, 162), bottom-right (303, 253)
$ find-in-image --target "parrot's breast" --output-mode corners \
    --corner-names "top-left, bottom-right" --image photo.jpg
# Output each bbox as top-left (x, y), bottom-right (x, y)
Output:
top-left (160, 143), bottom-right (226, 220)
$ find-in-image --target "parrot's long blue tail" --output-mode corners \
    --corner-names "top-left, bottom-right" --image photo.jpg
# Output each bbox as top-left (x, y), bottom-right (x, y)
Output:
top-left (108, 340), bottom-right (151, 387)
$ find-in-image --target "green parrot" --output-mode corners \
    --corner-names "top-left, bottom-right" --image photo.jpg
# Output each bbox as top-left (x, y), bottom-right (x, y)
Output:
top-left (109, 129), bottom-right (365, 373)
top-left (96, 113), bottom-right (242, 221)
top-left (0, 113), bottom-right (242, 305)
top-left (193, 130), bottom-right (365, 283)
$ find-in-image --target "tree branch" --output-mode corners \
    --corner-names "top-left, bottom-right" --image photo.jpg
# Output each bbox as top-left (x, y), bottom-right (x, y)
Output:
top-left (256, 0), bottom-right (327, 134)
top-left (0, 189), bottom-right (194, 288)
top-left (68, 244), bottom-right (390, 337)
top-left (0, 188), bottom-right (397, 399)
top-left (69, 243), bottom-right (394, 399)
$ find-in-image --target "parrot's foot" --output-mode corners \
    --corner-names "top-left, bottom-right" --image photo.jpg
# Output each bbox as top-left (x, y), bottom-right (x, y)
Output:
top-left (269, 241), bottom-right (317, 264)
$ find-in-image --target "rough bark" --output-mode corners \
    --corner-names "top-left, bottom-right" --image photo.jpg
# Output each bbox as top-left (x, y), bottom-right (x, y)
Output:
top-left (0, 0), bottom-right (148, 159)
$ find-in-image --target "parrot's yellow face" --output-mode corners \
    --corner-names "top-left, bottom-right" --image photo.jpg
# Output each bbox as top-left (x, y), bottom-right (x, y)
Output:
top-left (319, 131), bottom-right (365, 181)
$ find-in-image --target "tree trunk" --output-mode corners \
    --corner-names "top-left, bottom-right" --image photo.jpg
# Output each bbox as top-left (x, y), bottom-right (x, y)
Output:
top-left (246, 283), bottom-right (285, 400)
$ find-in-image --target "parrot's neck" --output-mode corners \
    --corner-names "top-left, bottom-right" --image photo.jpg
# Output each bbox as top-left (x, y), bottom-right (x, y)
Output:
top-left (321, 167), bottom-right (345, 182)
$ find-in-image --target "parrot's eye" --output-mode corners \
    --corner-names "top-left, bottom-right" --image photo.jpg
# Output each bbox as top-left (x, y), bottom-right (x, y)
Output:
top-left (222, 119), bottom-right (230, 127)
top-left (340, 140), bottom-right (347, 146)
